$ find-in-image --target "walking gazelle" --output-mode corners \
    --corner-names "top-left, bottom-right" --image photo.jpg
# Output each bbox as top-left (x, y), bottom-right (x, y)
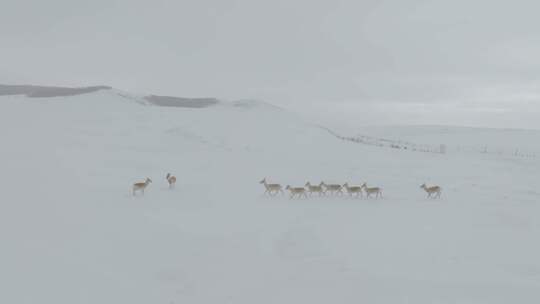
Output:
top-left (260, 178), bottom-right (284, 196)
top-left (343, 183), bottom-right (363, 198)
top-left (361, 183), bottom-right (382, 199)
top-left (305, 182), bottom-right (325, 196)
top-left (285, 185), bottom-right (308, 199)
top-left (321, 182), bottom-right (343, 195)
top-left (133, 178), bottom-right (152, 196)
top-left (166, 173), bottom-right (176, 189)
top-left (420, 183), bottom-right (442, 199)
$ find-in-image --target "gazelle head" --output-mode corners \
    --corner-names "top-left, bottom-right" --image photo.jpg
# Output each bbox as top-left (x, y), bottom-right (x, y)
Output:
top-left (166, 173), bottom-right (171, 179)
top-left (420, 183), bottom-right (426, 189)
top-left (285, 185), bottom-right (291, 190)
top-left (146, 178), bottom-right (152, 184)
top-left (360, 182), bottom-right (367, 188)
top-left (259, 178), bottom-right (266, 184)
top-left (305, 182), bottom-right (311, 187)
top-left (343, 183), bottom-right (349, 187)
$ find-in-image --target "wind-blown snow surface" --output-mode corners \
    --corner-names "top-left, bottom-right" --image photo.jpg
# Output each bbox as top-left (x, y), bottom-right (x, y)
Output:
top-left (1, 90), bottom-right (540, 303)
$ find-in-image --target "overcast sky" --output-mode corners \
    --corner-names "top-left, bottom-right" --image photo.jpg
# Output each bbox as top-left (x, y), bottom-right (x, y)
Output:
top-left (1, 0), bottom-right (539, 128)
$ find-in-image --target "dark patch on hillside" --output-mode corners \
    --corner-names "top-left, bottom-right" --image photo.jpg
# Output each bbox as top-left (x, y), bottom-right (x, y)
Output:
top-left (0, 84), bottom-right (112, 98)
top-left (145, 95), bottom-right (219, 108)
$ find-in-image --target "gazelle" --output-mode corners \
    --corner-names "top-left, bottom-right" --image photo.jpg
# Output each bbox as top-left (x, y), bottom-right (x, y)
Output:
top-left (343, 183), bottom-right (363, 197)
top-left (305, 182), bottom-right (324, 196)
top-left (420, 183), bottom-right (442, 198)
top-left (321, 182), bottom-right (343, 195)
top-left (360, 183), bottom-right (382, 199)
top-left (166, 173), bottom-right (176, 189)
top-left (260, 178), bottom-right (284, 196)
top-left (133, 178), bottom-right (152, 196)
top-left (285, 185), bottom-right (308, 199)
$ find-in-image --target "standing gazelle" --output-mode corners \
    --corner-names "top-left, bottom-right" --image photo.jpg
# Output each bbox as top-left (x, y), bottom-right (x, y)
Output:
top-left (166, 173), bottom-right (176, 189)
top-left (420, 183), bottom-right (442, 199)
top-left (133, 178), bottom-right (152, 196)
top-left (361, 183), bottom-right (382, 199)
top-left (343, 183), bottom-right (363, 198)
top-left (260, 178), bottom-right (284, 196)
top-left (305, 182), bottom-right (324, 196)
top-left (285, 185), bottom-right (308, 199)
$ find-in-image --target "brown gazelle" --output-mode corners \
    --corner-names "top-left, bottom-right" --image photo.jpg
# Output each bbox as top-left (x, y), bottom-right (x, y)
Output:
top-left (133, 178), bottom-right (152, 196)
top-left (166, 173), bottom-right (176, 189)
top-left (420, 183), bottom-right (442, 199)
top-left (260, 178), bottom-right (284, 196)
top-left (285, 185), bottom-right (308, 199)
top-left (305, 182), bottom-right (324, 196)
top-left (321, 182), bottom-right (343, 195)
top-left (343, 183), bottom-right (363, 197)
top-left (361, 183), bottom-right (382, 199)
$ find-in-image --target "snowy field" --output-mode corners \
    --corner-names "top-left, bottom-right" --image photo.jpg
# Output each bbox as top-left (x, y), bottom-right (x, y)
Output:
top-left (1, 90), bottom-right (540, 303)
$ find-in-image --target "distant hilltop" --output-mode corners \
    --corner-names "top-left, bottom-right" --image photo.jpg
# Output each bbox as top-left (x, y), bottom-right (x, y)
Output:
top-left (144, 95), bottom-right (220, 108)
top-left (0, 84), bottom-right (112, 98)
top-left (0, 83), bottom-right (221, 108)
top-left (0, 83), bottom-right (278, 110)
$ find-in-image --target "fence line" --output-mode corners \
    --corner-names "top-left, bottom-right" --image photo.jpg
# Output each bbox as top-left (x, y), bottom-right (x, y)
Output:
top-left (318, 126), bottom-right (537, 159)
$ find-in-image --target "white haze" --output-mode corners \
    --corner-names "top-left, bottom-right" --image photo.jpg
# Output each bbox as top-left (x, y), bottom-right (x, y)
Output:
top-left (1, 0), bottom-right (539, 128)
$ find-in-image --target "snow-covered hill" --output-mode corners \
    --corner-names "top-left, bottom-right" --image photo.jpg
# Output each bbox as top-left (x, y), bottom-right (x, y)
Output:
top-left (1, 88), bottom-right (540, 303)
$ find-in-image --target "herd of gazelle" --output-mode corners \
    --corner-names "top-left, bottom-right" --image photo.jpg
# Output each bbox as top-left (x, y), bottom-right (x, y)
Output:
top-left (132, 173), bottom-right (176, 196)
top-left (132, 175), bottom-right (441, 199)
top-left (260, 178), bottom-right (442, 199)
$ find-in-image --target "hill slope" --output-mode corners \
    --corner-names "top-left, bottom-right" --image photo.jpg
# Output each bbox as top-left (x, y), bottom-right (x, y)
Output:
top-left (1, 89), bottom-right (540, 303)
